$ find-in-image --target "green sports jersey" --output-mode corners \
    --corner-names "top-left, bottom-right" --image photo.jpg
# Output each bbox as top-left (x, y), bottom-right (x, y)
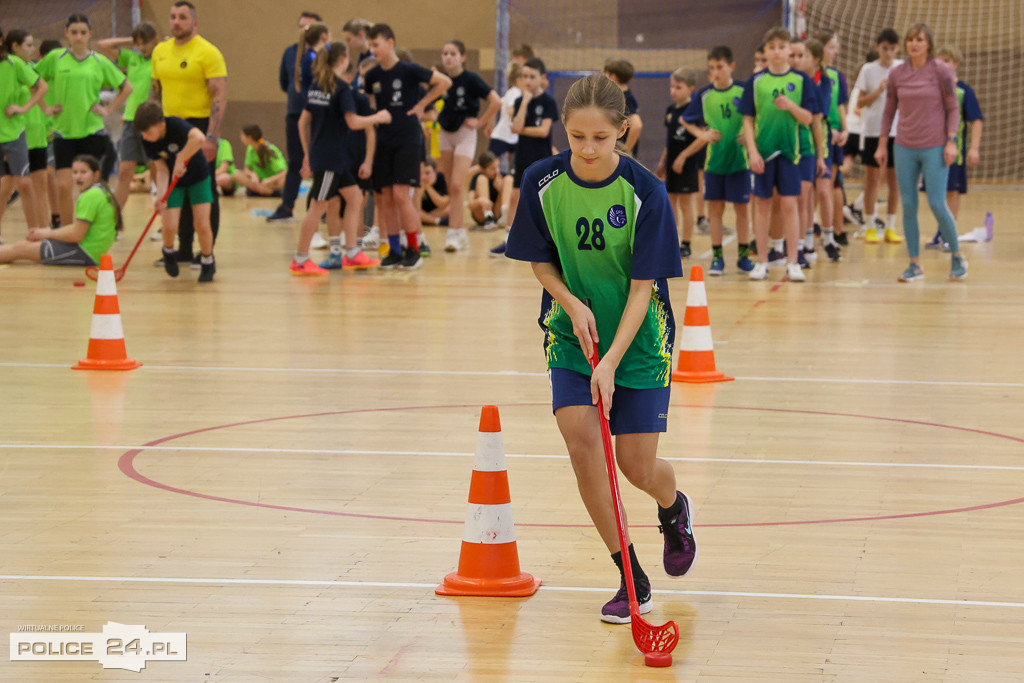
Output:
top-left (75, 185), bottom-right (117, 263)
top-left (739, 69), bottom-right (818, 163)
top-left (504, 151), bottom-right (684, 389)
top-left (825, 66), bottom-right (842, 130)
top-left (244, 142), bottom-right (287, 179)
top-left (36, 49), bottom-right (126, 139)
top-left (12, 60), bottom-right (48, 149)
top-left (216, 138), bottom-right (236, 174)
top-left (117, 48), bottom-right (152, 122)
top-left (686, 82), bottom-right (749, 175)
top-left (0, 55), bottom-right (40, 143)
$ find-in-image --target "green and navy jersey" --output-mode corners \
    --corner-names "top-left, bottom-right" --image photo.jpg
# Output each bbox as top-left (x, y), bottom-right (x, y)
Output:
top-left (117, 48), bottom-right (152, 122)
top-left (36, 49), bottom-right (126, 139)
top-left (795, 72), bottom-right (828, 158)
top-left (954, 80), bottom-right (983, 167)
top-left (824, 66), bottom-right (848, 131)
top-left (683, 82), bottom-right (749, 175)
top-left (738, 68), bottom-right (820, 163)
top-left (0, 55), bottom-right (39, 144)
top-left (505, 150), bottom-right (683, 389)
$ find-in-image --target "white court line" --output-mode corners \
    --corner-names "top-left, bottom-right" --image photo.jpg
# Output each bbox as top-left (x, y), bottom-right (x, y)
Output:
top-left (2, 444), bottom-right (1023, 471)
top-left (2, 361), bottom-right (1023, 388)
top-left (0, 575), bottom-right (1021, 609)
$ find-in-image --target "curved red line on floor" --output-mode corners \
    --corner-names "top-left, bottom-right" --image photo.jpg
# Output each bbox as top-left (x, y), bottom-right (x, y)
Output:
top-left (117, 402), bottom-right (1024, 528)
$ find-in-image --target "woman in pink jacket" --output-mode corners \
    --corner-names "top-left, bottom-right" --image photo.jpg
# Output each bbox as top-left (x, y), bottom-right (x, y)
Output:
top-left (876, 23), bottom-right (966, 282)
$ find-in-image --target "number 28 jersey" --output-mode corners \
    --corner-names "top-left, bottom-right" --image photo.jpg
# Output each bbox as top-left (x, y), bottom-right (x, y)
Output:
top-left (506, 151), bottom-right (684, 389)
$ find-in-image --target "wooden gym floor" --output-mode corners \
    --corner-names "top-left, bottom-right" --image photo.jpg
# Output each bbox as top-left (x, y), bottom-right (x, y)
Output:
top-left (1, 185), bottom-right (1023, 681)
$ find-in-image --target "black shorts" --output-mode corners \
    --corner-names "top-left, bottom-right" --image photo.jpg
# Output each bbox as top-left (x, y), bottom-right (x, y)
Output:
top-left (53, 133), bottom-right (111, 171)
top-left (843, 132), bottom-right (862, 162)
top-left (356, 173), bottom-right (373, 192)
top-left (28, 147), bottom-right (48, 173)
top-left (860, 136), bottom-right (895, 169)
top-left (310, 169), bottom-right (357, 201)
top-left (488, 139), bottom-right (516, 157)
top-left (372, 144), bottom-right (420, 191)
top-left (665, 155), bottom-right (701, 194)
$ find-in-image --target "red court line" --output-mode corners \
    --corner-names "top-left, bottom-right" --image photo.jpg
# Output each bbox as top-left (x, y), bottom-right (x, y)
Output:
top-left (117, 403), bottom-right (1024, 528)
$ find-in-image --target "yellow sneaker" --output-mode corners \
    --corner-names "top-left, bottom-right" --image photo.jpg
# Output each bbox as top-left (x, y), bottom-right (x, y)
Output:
top-left (864, 227), bottom-right (880, 244)
top-left (884, 228), bottom-right (904, 243)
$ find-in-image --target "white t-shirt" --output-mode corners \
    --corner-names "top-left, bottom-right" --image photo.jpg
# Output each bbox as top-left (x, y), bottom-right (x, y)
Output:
top-left (854, 59), bottom-right (902, 137)
top-left (490, 86), bottom-right (521, 144)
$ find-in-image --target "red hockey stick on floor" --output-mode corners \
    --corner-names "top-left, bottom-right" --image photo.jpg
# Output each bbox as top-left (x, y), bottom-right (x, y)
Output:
top-left (85, 176), bottom-right (179, 282)
top-left (589, 340), bottom-right (679, 667)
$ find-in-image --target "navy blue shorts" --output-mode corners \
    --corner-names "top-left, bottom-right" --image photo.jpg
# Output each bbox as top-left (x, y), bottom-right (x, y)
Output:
top-left (549, 368), bottom-right (669, 435)
top-left (798, 154), bottom-right (816, 183)
top-left (704, 170), bottom-right (751, 204)
top-left (831, 142), bottom-right (845, 168)
top-left (753, 156), bottom-right (801, 198)
top-left (947, 163), bottom-right (967, 194)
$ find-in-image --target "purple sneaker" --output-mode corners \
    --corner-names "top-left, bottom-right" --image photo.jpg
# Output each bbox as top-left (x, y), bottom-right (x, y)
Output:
top-left (659, 491), bottom-right (697, 576)
top-left (600, 576), bottom-right (653, 624)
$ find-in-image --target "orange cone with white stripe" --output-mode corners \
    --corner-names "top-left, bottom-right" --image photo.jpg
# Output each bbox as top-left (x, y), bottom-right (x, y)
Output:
top-left (436, 405), bottom-right (541, 597)
top-left (671, 265), bottom-right (733, 383)
top-left (72, 254), bottom-right (142, 371)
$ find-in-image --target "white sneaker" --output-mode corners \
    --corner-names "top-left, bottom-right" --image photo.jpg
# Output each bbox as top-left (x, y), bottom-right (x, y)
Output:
top-left (310, 231), bottom-right (328, 249)
top-left (786, 262), bottom-right (806, 282)
top-left (149, 227), bottom-right (162, 241)
top-left (444, 229), bottom-right (460, 252)
top-left (359, 225), bottom-right (380, 249)
top-left (748, 262), bottom-right (768, 280)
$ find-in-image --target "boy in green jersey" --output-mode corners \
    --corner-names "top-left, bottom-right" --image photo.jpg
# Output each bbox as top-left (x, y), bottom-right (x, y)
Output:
top-left (98, 22), bottom-right (159, 207)
top-left (683, 46), bottom-right (753, 275)
top-left (739, 27), bottom-right (821, 282)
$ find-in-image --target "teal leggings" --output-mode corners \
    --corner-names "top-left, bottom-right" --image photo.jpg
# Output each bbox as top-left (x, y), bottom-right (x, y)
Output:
top-left (893, 143), bottom-right (958, 258)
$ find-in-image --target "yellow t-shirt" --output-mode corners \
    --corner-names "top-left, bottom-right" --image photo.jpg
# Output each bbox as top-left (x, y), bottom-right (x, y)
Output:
top-left (151, 35), bottom-right (227, 119)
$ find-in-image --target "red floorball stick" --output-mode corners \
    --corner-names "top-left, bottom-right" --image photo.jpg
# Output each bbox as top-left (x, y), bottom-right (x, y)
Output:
top-left (85, 176), bottom-right (179, 282)
top-left (589, 341), bottom-right (680, 667)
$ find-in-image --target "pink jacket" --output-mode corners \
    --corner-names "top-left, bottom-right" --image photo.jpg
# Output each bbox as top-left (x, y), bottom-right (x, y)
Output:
top-left (881, 58), bottom-right (959, 149)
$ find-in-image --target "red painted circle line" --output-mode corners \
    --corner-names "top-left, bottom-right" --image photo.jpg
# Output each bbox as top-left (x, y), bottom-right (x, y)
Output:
top-left (117, 403), bottom-right (1024, 528)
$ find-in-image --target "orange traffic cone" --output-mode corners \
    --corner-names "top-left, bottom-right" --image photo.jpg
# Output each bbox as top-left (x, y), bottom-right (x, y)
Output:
top-left (72, 254), bottom-right (142, 371)
top-left (671, 265), bottom-right (733, 383)
top-left (436, 406), bottom-right (541, 597)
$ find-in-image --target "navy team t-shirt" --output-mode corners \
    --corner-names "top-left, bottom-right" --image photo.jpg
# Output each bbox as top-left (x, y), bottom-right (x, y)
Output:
top-left (438, 70), bottom-right (492, 132)
top-left (512, 91), bottom-right (559, 173)
top-left (304, 76), bottom-right (357, 174)
top-left (141, 116), bottom-right (209, 187)
top-left (364, 60), bottom-right (435, 148)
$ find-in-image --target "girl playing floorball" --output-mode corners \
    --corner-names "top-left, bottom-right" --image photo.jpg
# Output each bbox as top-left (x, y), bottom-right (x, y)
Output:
top-left (505, 74), bottom-right (697, 624)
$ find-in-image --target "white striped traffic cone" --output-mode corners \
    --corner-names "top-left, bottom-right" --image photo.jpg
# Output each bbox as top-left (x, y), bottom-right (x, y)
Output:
top-left (435, 405), bottom-right (541, 597)
top-left (671, 265), bottom-right (733, 383)
top-left (72, 254), bottom-right (142, 371)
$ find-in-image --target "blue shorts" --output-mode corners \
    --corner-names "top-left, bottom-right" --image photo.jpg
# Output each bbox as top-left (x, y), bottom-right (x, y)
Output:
top-left (798, 155), bottom-right (816, 183)
top-left (549, 368), bottom-right (669, 435)
top-left (704, 170), bottom-right (751, 204)
top-left (753, 156), bottom-right (801, 198)
top-left (947, 163), bottom-right (967, 194)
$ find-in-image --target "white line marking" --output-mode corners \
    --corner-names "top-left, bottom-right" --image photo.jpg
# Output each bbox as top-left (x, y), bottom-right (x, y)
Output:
top-left (0, 575), bottom-right (1021, 609)
top-left (2, 362), bottom-right (1022, 388)
top-left (2, 444), bottom-right (1023, 471)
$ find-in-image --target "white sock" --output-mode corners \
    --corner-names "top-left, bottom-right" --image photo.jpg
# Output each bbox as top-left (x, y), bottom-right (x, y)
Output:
top-left (803, 230), bottom-right (814, 250)
top-left (345, 246), bottom-right (359, 259)
top-left (294, 252), bottom-right (309, 264)
top-left (329, 236), bottom-right (342, 255)
top-left (886, 214), bottom-right (897, 230)
top-left (823, 227), bottom-right (835, 246)
top-left (853, 194), bottom-right (864, 211)
top-left (866, 213), bottom-right (877, 229)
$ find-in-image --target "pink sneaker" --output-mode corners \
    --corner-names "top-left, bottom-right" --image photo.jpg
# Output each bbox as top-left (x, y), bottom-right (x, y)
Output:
top-left (342, 251), bottom-right (380, 269)
top-left (290, 259), bottom-right (328, 276)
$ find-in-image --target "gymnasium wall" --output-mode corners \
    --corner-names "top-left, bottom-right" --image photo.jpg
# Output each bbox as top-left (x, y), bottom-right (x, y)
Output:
top-left (139, 1), bottom-right (497, 165)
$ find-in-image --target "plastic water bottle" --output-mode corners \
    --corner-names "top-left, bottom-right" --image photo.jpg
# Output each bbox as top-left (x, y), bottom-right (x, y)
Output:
top-left (984, 211), bottom-right (994, 241)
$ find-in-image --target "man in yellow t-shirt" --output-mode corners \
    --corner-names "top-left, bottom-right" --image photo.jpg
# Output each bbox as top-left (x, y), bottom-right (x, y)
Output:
top-left (151, 0), bottom-right (227, 264)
